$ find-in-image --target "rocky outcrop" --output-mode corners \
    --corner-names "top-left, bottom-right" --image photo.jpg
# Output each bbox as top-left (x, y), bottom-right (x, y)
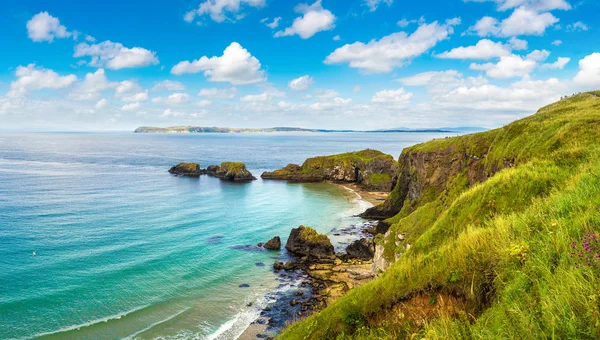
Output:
top-left (285, 225), bottom-right (335, 262)
top-left (261, 149), bottom-right (398, 191)
top-left (206, 162), bottom-right (256, 181)
top-left (345, 238), bottom-right (375, 261)
top-left (168, 162), bottom-right (206, 176)
top-left (263, 236), bottom-right (281, 250)
top-left (361, 143), bottom-right (511, 219)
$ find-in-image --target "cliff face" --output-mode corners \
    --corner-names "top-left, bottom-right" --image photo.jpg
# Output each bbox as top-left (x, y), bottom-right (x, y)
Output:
top-left (261, 149), bottom-right (398, 191)
top-left (361, 143), bottom-right (511, 219)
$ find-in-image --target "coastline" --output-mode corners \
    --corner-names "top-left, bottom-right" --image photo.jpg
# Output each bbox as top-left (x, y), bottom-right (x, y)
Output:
top-left (236, 183), bottom-right (379, 340)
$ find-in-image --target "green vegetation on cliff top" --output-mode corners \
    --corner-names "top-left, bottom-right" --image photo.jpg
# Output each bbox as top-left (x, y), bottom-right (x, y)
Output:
top-left (279, 92), bottom-right (600, 339)
top-left (300, 149), bottom-right (394, 174)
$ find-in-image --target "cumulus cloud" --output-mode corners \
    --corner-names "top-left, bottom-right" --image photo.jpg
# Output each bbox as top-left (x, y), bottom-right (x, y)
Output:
top-left (309, 97), bottom-right (352, 111)
top-left (121, 102), bottom-right (141, 111)
top-left (371, 88), bottom-right (412, 104)
top-left (161, 108), bottom-right (185, 117)
top-left (198, 87), bottom-right (238, 98)
top-left (151, 80), bottom-right (186, 92)
top-left (274, 0), bottom-right (336, 39)
top-left (324, 19), bottom-right (459, 73)
top-left (541, 57), bottom-right (570, 69)
top-left (470, 54), bottom-right (538, 78)
top-left (95, 98), bottom-right (108, 110)
top-left (551, 40), bottom-right (562, 46)
top-left (436, 39), bottom-right (511, 59)
top-left (69, 69), bottom-right (116, 101)
top-left (398, 70), bottom-right (463, 86)
top-left (566, 21), bottom-right (588, 32)
top-left (288, 75), bottom-right (315, 91)
top-left (152, 93), bottom-right (191, 105)
top-left (184, 0), bottom-right (265, 24)
top-left (26, 12), bottom-right (72, 42)
top-left (171, 42), bottom-right (265, 85)
top-left (508, 37), bottom-right (528, 50)
top-left (573, 53), bottom-right (600, 87)
top-left (11, 64), bottom-right (77, 92)
top-left (365, 0), bottom-right (393, 11)
top-left (469, 7), bottom-right (558, 37)
top-left (74, 41), bottom-right (159, 70)
top-left (464, 0), bottom-right (571, 11)
top-left (115, 81), bottom-right (149, 102)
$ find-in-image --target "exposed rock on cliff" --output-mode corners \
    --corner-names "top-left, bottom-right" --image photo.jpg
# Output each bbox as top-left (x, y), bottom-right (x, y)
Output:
top-left (263, 236), bottom-right (281, 250)
top-left (206, 162), bottom-right (256, 181)
top-left (168, 162), bottom-right (206, 176)
top-left (345, 238), bottom-right (375, 261)
top-left (285, 225), bottom-right (335, 262)
top-left (261, 149), bottom-right (398, 191)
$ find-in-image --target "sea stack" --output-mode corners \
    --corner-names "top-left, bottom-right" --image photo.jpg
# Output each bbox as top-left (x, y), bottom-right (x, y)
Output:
top-left (168, 162), bottom-right (206, 176)
top-left (206, 162), bottom-right (256, 181)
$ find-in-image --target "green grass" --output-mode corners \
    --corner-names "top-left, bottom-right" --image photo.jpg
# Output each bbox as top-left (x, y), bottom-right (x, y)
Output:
top-left (278, 92), bottom-right (600, 339)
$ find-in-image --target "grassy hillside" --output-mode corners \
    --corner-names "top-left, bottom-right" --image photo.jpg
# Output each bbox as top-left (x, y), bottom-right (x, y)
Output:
top-left (279, 92), bottom-right (600, 339)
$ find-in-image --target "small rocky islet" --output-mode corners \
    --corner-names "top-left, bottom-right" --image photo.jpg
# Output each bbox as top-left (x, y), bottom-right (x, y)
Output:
top-left (168, 161), bottom-right (256, 181)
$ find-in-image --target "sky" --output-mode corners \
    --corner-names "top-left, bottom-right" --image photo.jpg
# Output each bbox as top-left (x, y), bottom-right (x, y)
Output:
top-left (0, 0), bottom-right (599, 131)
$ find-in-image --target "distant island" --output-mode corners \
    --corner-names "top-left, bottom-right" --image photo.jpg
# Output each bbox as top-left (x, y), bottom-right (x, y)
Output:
top-left (134, 126), bottom-right (485, 134)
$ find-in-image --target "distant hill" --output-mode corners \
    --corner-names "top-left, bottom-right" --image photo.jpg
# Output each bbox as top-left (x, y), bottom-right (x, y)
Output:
top-left (134, 126), bottom-right (484, 134)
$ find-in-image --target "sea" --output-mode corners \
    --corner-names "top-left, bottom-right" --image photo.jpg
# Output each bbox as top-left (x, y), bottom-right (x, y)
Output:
top-left (0, 131), bottom-right (457, 340)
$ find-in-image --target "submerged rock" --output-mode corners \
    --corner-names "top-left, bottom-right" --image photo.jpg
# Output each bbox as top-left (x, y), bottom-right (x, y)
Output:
top-left (263, 236), bottom-right (281, 250)
top-left (285, 225), bottom-right (335, 262)
top-left (207, 162), bottom-right (256, 181)
top-left (168, 162), bottom-right (206, 176)
top-left (346, 238), bottom-right (375, 261)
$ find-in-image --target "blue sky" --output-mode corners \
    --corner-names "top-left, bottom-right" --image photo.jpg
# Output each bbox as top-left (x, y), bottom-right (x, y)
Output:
top-left (0, 0), bottom-right (599, 131)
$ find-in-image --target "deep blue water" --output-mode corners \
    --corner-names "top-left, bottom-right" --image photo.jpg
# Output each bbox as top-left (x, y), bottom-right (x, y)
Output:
top-left (0, 132), bottom-right (457, 339)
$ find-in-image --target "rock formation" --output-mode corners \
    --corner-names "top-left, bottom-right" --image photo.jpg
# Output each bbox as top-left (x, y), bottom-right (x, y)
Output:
top-left (285, 225), bottom-right (335, 262)
top-left (207, 162), bottom-right (256, 181)
top-left (261, 149), bottom-right (398, 191)
top-left (345, 238), bottom-right (375, 261)
top-left (168, 162), bottom-right (206, 176)
top-left (263, 236), bottom-right (281, 250)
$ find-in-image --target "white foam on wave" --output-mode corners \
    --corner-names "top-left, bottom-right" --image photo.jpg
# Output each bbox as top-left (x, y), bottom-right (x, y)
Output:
top-left (31, 304), bottom-right (151, 338)
top-left (123, 306), bottom-right (192, 340)
top-left (339, 185), bottom-right (373, 216)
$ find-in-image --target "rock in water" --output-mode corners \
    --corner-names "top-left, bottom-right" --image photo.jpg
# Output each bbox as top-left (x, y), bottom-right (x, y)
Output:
top-left (263, 236), bottom-right (281, 250)
top-left (168, 162), bottom-right (206, 176)
top-left (346, 238), bottom-right (375, 261)
top-left (206, 162), bottom-right (256, 181)
top-left (285, 225), bottom-right (334, 262)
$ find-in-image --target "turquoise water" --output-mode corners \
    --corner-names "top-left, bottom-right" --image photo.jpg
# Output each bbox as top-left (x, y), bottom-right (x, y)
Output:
top-left (0, 132), bottom-right (456, 339)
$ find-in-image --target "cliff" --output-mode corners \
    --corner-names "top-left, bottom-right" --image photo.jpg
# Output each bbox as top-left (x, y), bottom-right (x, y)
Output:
top-left (279, 92), bottom-right (600, 339)
top-left (261, 149), bottom-right (398, 191)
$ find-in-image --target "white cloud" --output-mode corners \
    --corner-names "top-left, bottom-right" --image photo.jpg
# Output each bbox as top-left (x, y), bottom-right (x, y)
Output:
top-left (333, 35), bottom-right (341, 41)
top-left (171, 42), bottom-right (265, 85)
top-left (397, 19), bottom-right (417, 27)
top-left (315, 89), bottom-right (339, 98)
top-left (26, 12), bottom-right (72, 42)
top-left (573, 53), bottom-right (600, 86)
top-left (115, 81), bottom-right (149, 102)
top-left (95, 98), bottom-right (108, 110)
top-left (288, 75), bottom-right (315, 91)
top-left (470, 54), bottom-right (537, 78)
top-left (274, 0), bottom-right (336, 39)
top-left (198, 87), bottom-right (238, 98)
top-left (152, 92), bottom-right (191, 104)
top-left (121, 102), bottom-right (141, 111)
top-left (398, 70), bottom-right (463, 86)
top-left (151, 80), bottom-right (186, 91)
top-left (161, 109), bottom-right (185, 117)
top-left (69, 69), bottom-right (116, 101)
top-left (324, 19), bottom-right (459, 73)
top-left (541, 57), bottom-right (570, 69)
top-left (469, 7), bottom-right (558, 37)
top-left (526, 49), bottom-right (550, 61)
top-left (508, 37), bottom-right (528, 50)
top-left (262, 17), bottom-right (281, 28)
top-left (365, 0), bottom-right (393, 11)
top-left (74, 41), bottom-right (159, 70)
top-left (372, 88), bottom-right (412, 104)
top-left (566, 21), bottom-right (588, 32)
top-left (240, 88), bottom-right (285, 102)
top-left (437, 39), bottom-right (511, 59)
top-left (85, 35), bottom-right (96, 42)
top-left (310, 97), bottom-right (352, 111)
top-left (551, 39), bottom-right (562, 46)
top-left (464, 0), bottom-right (571, 11)
top-left (184, 0), bottom-right (265, 24)
top-left (11, 64), bottom-right (77, 92)
top-left (196, 100), bottom-right (213, 107)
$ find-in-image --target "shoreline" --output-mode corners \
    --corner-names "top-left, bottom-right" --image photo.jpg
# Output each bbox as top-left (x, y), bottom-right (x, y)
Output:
top-left (236, 183), bottom-right (379, 340)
